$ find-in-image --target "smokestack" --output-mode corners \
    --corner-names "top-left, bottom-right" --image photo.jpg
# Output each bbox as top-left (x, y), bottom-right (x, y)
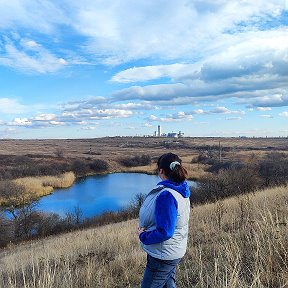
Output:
top-left (157, 125), bottom-right (161, 137)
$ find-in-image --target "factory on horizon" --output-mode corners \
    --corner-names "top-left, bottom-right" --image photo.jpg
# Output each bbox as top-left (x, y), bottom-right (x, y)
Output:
top-left (153, 125), bottom-right (184, 138)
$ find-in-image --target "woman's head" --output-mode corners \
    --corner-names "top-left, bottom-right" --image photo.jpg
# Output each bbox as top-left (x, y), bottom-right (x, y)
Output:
top-left (157, 153), bottom-right (188, 183)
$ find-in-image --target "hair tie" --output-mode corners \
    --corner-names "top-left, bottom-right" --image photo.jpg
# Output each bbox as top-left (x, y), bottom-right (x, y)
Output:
top-left (170, 161), bottom-right (180, 171)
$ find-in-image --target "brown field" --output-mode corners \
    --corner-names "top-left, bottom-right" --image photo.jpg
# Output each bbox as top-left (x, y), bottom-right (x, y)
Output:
top-left (0, 185), bottom-right (287, 288)
top-left (1, 137), bottom-right (287, 157)
top-left (1, 136), bottom-right (287, 180)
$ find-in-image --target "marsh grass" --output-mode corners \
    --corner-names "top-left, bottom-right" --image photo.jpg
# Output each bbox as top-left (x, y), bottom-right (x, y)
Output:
top-left (13, 171), bottom-right (75, 196)
top-left (0, 173), bottom-right (76, 205)
top-left (0, 186), bottom-right (287, 287)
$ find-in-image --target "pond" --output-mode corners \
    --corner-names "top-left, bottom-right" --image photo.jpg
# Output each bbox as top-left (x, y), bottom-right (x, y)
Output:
top-left (16, 173), bottom-right (196, 219)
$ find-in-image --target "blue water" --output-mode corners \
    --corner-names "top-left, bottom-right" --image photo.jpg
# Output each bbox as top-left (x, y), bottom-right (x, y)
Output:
top-left (37, 173), bottom-right (160, 218)
top-left (8, 173), bottom-right (196, 219)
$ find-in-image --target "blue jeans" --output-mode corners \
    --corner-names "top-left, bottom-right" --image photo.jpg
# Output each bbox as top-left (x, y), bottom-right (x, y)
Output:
top-left (141, 254), bottom-right (182, 288)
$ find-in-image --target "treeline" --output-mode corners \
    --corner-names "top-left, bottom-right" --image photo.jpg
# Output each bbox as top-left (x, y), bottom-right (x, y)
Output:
top-left (191, 152), bottom-right (288, 204)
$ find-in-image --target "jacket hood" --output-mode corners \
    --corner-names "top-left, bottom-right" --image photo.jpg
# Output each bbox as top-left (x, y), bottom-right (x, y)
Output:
top-left (157, 179), bottom-right (190, 198)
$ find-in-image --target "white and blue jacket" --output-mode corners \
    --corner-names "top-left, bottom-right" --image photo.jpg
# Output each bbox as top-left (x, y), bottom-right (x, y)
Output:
top-left (139, 180), bottom-right (190, 260)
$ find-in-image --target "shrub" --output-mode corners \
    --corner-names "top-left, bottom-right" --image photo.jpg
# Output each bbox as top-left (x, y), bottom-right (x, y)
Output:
top-left (207, 160), bottom-right (245, 173)
top-left (190, 166), bottom-right (261, 204)
top-left (0, 180), bottom-right (26, 206)
top-left (259, 152), bottom-right (288, 187)
top-left (55, 148), bottom-right (64, 158)
top-left (0, 214), bottom-right (11, 247)
top-left (192, 146), bottom-right (226, 165)
top-left (89, 159), bottom-right (109, 172)
top-left (72, 159), bottom-right (90, 176)
top-left (120, 154), bottom-right (151, 167)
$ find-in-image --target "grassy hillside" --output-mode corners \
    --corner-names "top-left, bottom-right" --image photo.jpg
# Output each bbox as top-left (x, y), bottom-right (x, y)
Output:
top-left (0, 186), bottom-right (287, 288)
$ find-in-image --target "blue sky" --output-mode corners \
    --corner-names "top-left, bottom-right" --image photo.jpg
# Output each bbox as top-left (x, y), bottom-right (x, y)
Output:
top-left (0, 0), bottom-right (287, 139)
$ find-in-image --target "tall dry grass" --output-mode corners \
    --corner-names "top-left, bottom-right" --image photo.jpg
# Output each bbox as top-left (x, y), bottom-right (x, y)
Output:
top-left (0, 186), bottom-right (287, 288)
top-left (12, 172), bottom-right (75, 200)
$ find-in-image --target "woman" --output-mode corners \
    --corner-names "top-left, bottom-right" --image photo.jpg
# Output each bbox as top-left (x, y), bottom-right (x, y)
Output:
top-left (138, 153), bottom-right (190, 288)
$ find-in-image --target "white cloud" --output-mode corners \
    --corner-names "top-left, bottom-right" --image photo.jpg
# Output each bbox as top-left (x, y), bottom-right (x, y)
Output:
top-left (148, 112), bottom-right (193, 122)
top-left (143, 123), bottom-right (153, 127)
top-left (226, 117), bottom-right (242, 120)
top-left (260, 114), bottom-right (273, 118)
top-left (256, 107), bottom-right (272, 111)
top-left (111, 102), bottom-right (157, 110)
top-left (234, 90), bottom-right (288, 108)
top-left (110, 28), bottom-right (288, 108)
top-left (61, 96), bottom-right (107, 111)
top-left (209, 107), bottom-right (244, 115)
top-left (111, 64), bottom-right (190, 83)
top-left (279, 111), bottom-right (288, 117)
top-left (21, 39), bottom-right (40, 49)
top-left (81, 126), bottom-right (97, 130)
top-left (70, 0), bottom-right (287, 64)
top-left (4, 105), bottom-right (133, 129)
top-left (191, 109), bottom-right (205, 115)
top-left (0, 1), bottom-right (286, 66)
top-left (61, 109), bottom-right (132, 121)
top-left (111, 28), bottom-right (288, 82)
top-left (0, 1), bottom-right (68, 33)
top-left (0, 37), bottom-right (67, 73)
top-left (34, 114), bottom-right (57, 121)
top-left (0, 98), bottom-right (29, 114)
top-left (50, 121), bottom-right (65, 126)
top-left (9, 117), bottom-right (32, 126)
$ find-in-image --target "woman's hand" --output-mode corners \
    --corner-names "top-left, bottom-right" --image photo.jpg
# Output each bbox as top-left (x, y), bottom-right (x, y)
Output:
top-left (137, 227), bottom-right (146, 236)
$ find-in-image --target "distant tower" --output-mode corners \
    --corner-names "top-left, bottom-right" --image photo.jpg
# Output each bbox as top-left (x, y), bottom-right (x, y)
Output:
top-left (157, 125), bottom-right (161, 137)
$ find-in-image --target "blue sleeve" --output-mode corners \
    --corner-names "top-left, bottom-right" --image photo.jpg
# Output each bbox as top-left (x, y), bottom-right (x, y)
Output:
top-left (139, 191), bottom-right (178, 245)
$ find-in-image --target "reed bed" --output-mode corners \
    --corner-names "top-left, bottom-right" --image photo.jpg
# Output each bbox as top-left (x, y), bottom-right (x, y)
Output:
top-left (0, 172), bottom-right (76, 205)
top-left (0, 186), bottom-right (287, 288)
top-left (11, 172), bottom-right (76, 201)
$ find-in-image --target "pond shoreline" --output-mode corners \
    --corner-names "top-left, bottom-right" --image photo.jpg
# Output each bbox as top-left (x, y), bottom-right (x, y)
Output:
top-left (13, 173), bottom-right (166, 219)
top-left (1, 167), bottom-right (199, 208)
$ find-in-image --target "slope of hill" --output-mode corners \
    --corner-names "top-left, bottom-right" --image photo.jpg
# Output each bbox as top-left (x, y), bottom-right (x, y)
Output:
top-left (0, 186), bottom-right (287, 288)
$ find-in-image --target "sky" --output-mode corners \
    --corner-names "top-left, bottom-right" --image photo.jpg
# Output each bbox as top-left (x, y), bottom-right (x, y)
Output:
top-left (0, 0), bottom-right (288, 139)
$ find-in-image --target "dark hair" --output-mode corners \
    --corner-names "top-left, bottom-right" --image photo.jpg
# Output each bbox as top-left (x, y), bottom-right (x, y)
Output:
top-left (157, 153), bottom-right (188, 183)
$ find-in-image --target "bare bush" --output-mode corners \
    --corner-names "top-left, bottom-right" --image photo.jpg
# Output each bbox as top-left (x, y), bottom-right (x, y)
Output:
top-left (207, 160), bottom-right (245, 173)
top-left (259, 152), bottom-right (288, 186)
top-left (89, 159), bottom-right (109, 172)
top-left (55, 148), bottom-right (64, 158)
top-left (190, 166), bottom-right (261, 204)
top-left (120, 154), bottom-right (151, 167)
top-left (71, 159), bottom-right (90, 176)
top-left (0, 213), bottom-right (11, 247)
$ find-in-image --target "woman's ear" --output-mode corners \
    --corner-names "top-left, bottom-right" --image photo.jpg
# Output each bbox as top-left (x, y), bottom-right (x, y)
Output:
top-left (158, 168), bottom-right (168, 180)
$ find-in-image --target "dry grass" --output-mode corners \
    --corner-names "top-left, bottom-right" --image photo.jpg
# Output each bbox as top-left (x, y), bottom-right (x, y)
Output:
top-left (0, 137), bottom-right (286, 162)
top-left (0, 186), bottom-right (287, 287)
top-left (13, 172), bottom-right (75, 195)
top-left (0, 172), bottom-right (75, 205)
